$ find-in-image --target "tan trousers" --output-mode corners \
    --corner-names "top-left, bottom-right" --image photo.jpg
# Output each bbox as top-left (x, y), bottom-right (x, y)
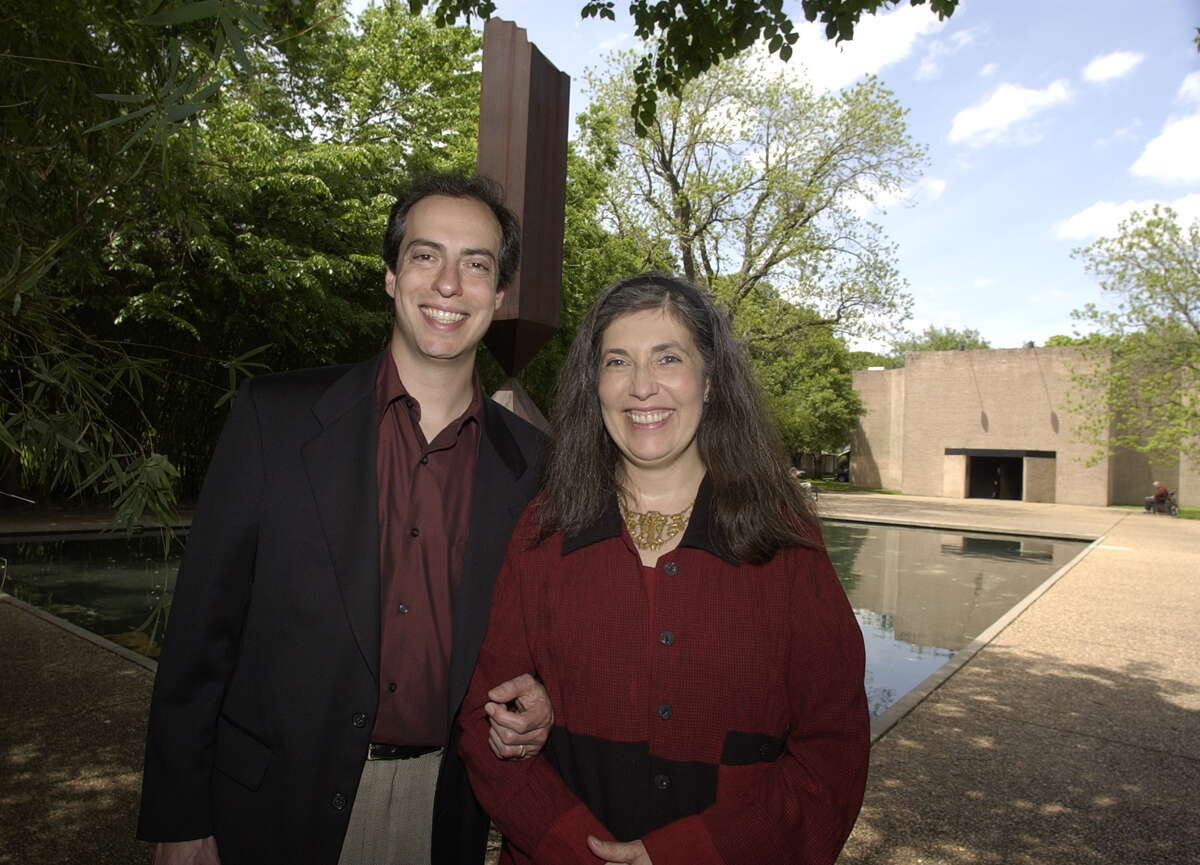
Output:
top-left (337, 748), bottom-right (443, 865)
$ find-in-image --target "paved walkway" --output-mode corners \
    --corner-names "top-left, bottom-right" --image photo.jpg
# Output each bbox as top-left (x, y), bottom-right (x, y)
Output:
top-left (1, 495), bottom-right (1197, 864)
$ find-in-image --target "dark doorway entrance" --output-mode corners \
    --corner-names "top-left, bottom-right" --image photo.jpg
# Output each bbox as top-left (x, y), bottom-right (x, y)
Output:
top-left (967, 455), bottom-right (1023, 500)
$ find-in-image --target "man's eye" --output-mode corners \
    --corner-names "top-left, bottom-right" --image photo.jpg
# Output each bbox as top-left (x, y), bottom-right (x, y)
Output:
top-left (659, 354), bottom-right (681, 364)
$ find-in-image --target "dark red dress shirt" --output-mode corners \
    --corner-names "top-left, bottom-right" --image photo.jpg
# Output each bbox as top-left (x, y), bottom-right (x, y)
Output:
top-left (373, 352), bottom-right (480, 746)
top-left (459, 476), bottom-right (870, 865)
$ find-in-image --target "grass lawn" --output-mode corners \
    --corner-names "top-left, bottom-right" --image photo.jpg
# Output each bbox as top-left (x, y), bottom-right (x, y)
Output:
top-left (809, 480), bottom-right (900, 495)
top-left (1111, 504), bottom-right (1200, 520)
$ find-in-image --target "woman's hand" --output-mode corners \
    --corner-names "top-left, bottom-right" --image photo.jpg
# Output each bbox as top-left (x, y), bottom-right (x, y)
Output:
top-left (587, 835), bottom-right (653, 864)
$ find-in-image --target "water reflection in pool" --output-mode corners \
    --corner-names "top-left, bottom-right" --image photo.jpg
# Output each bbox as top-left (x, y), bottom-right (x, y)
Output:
top-left (823, 521), bottom-right (1088, 717)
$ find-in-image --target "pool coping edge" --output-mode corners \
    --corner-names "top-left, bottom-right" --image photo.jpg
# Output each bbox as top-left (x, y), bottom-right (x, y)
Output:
top-left (1, 591), bottom-right (157, 673)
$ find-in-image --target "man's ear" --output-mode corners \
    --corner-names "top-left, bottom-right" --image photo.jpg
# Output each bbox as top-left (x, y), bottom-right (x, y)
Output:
top-left (385, 268), bottom-right (397, 299)
top-left (493, 288), bottom-right (506, 311)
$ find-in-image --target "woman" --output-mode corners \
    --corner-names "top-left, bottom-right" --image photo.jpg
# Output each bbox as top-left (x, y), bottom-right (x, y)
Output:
top-left (460, 273), bottom-right (868, 865)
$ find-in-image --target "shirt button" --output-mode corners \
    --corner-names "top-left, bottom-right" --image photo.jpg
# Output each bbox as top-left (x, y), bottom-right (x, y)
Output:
top-left (352, 712), bottom-right (367, 728)
top-left (653, 773), bottom-right (671, 791)
top-left (398, 604), bottom-right (409, 615)
top-left (657, 704), bottom-right (672, 720)
top-left (663, 561), bottom-right (678, 576)
top-left (332, 792), bottom-right (347, 811)
top-left (658, 630), bottom-right (675, 646)
top-left (410, 527), bottom-right (420, 537)
top-left (387, 682), bottom-right (397, 693)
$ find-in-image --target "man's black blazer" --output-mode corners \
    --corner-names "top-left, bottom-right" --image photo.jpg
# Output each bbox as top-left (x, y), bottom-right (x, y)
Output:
top-left (138, 357), bottom-right (547, 865)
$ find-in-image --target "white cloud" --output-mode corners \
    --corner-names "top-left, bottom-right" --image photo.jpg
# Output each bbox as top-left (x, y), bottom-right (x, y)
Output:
top-left (1178, 71), bottom-right (1200, 103)
top-left (1130, 112), bottom-right (1200, 184)
top-left (979, 62), bottom-right (998, 78)
top-left (775, 4), bottom-right (947, 92)
top-left (847, 176), bottom-right (947, 216)
top-left (913, 26), bottom-right (982, 81)
top-left (592, 31), bottom-right (632, 54)
top-left (1094, 119), bottom-right (1142, 148)
top-left (1055, 193), bottom-right (1200, 239)
top-left (973, 277), bottom-right (995, 288)
top-left (948, 79), bottom-right (1072, 146)
top-left (1082, 50), bottom-right (1145, 83)
top-left (921, 177), bottom-right (948, 202)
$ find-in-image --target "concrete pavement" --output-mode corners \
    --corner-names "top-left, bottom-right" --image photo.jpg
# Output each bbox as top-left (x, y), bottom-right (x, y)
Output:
top-left (2, 494), bottom-right (1197, 864)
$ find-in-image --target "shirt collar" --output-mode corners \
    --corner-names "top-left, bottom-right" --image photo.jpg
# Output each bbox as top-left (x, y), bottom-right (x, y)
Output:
top-left (374, 350), bottom-right (483, 434)
top-left (561, 473), bottom-right (739, 565)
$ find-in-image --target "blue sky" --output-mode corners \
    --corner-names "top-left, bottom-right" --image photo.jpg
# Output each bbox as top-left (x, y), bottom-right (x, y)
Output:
top-left (350, 0), bottom-right (1199, 350)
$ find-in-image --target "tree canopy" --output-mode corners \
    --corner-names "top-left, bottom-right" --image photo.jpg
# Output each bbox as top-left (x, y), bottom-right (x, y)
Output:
top-left (411, 0), bottom-right (960, 132)
top-left (891, 324), bottom-right (991, 357)
top-left (582, 50), bottom-right (922, 342)
top-left (1066, 205), bottom-right (1200, 461)
top-left (1, 0), bottom-right (482, 516)
top-left (573, 49), bottom-right (905, 451)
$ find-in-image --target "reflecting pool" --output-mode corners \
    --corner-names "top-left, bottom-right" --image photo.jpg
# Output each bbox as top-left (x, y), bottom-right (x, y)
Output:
top-left (0, 533), bottom-right (181, 656)
top-left (823, 521), bottom-right (1088, 717)
top-left (1, 522), bottom-right (1089, 714)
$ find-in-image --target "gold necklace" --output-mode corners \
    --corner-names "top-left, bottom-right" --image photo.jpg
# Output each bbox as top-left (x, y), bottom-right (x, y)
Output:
top-left (619, 499), bottom-right (694, 550)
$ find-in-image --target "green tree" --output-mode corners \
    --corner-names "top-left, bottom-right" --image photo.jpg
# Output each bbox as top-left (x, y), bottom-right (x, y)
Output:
top-left (890, 324), bottom-right (991, 360)
top-left (582, 51), bottom-right (921, 344)
top-left (574, 50), bottom-right (919, 452)
top-left (410, 0), bottom-right (959, 131)
top-left (848, 350), bottom-right (901, 369)
top-left (1067, 205), bottom-right (1200, 461)
top-left (1, 0), bottom-right (482, 509)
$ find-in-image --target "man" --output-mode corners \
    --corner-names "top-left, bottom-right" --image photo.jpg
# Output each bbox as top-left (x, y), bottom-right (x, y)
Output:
top-left (139, 175), bottom-right (551, 865)
top-left (1144, 481), bottom-right (1170, 513)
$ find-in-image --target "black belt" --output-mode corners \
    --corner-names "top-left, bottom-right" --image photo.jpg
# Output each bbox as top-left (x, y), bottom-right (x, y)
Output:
top-left (367, 743), bottom-right (441, 761)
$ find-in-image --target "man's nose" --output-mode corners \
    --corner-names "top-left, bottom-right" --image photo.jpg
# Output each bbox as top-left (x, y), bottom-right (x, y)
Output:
top-left (434, 262), bottom-right (462, 296)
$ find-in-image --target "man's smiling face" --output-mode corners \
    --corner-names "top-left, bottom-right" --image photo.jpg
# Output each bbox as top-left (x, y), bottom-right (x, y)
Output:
top-left (385, 194), bottom-right (505, 368)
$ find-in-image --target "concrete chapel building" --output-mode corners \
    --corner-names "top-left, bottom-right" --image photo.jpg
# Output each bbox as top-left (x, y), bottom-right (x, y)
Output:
top-left (850, 346), bottom-right (1197, 507)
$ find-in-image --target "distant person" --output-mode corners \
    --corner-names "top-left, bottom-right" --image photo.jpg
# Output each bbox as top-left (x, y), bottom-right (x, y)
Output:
top-left (459, 273), bottom-right (869, 865)
top-left (139, 174), bottom-right (553, 865)
top-left (1144, 481), bottom-right (1170, 513)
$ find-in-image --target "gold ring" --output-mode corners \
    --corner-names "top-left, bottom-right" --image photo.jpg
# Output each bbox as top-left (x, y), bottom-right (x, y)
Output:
top-left (518, 744), bottom-right (527, 758)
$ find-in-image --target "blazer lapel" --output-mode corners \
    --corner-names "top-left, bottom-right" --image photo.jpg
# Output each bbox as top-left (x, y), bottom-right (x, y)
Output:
top-left (447, 398), bottom-right (532, 716)
top-left (303, 359), bottom-right (381, 679)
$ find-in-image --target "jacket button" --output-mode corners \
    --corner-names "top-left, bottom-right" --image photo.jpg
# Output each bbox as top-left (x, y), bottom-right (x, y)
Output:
top-left (332, 792), bottom-right (347, 811)
top-left (657, 704), bottom-right (672, 720)
top-left (663, 561), bottom-right (678, 576)
top-left (352, 712), bottom-right (367, 728)
top-left (653, 773), bottom-right (671, 791)
top-left (658, 630), bottom-right (675, 646)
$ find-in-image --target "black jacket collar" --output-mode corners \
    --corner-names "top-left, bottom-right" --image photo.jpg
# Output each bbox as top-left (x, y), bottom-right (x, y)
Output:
top-left (562, 473), bottom-right (739, 565)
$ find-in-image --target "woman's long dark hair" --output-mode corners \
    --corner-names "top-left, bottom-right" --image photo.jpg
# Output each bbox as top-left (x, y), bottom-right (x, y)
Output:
top-left (537, 272), bottom-right (820, 564)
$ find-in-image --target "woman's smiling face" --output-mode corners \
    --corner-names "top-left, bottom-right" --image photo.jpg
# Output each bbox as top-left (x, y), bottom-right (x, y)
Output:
top-left (598, 306), bottom-right (708, 472)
